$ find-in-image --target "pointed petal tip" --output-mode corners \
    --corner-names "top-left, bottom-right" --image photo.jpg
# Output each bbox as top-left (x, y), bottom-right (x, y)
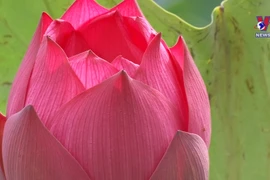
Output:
top-left (69, 49), bottom-right (105, 62)
top-left (69, 50), bottom-right (90, 59)
top-left (140, 33), bottom-right (162, 61)
top-left (110, 10), bottom-right (121, 16)
top-left (23, 105), bottom-right (35, 113)
top-left (104, 10), bottom-right (123, 21)
top-left (111, 55), bottom-right (139, 77)
top-left (120, 69), bottom-right (129, 76)
top-left (107, 70), bottom-right (132, 91)
top-left (112, 0), bottom-right (144, 17)
top-left (3, 104), bottom-right (91, 180)
top-left (43, 36), bottom-right (62, 51)
top-left (44, 35), bottom-right (53, 42)
top-left (54, 19), bottom-right (66, 23)
top-left (142, 33), bottom-right (161, 53)
top-left (113, 69), bottom-right (131, 81)
top-left (174, 36), bottom-right (184, 46)
top-left (40, 12), bottom-right (53, 25)
top-left (0, 113), bottom-right (6, 120)
top-left (148, 33), bottom-right (162, 47)
top-left (155, 33), bottom-right (162, 40)
top-left (41, 11), bottom-right (52, 19)
top-left (11, 105), bottom-right (37, 121)
top-left (150, 130), bottom-right (209, 180)
top-left (114, 55), bottom-right (124, 60)
top-left (175, 130), bottom-right (207, 145)
top-left (111, 55), bottom-right (124, 64)
top-left (86, 49), bottom-right (101, 58)
top-left (43, 36), bottom-right (65, 55)
top-left (61, 0), bottom-right (108, 29)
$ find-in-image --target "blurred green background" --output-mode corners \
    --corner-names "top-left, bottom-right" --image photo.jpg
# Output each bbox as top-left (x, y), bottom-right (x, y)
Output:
top-left (0, 0), bottom-right (269, 180)
top-left (155, 0), bottom-right (221, 27)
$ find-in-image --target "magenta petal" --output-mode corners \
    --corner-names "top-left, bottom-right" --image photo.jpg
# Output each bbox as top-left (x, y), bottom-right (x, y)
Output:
top-left (111, 56), bottom-right (139, 77)
top-left (44, 20), bottom-right (89, 57)
top-left (171, 37), bottom-right (211, 147)
top-left (69, 50), bottom-right (118, 89)
top-left (47, 71), bottom-right (182, 179)
top-left (170, 37), bottom-right (184, 69)
top-left (44, 19), bottom-right (74, 43)
top-left (122, 16), bottom-right (154, 48)
top-left (112, 0), bottom-right (144, 17)
top-left (111, 0), bottom-right (155, 33)
top-left (150, 131), bottom-right (209, 180)
top-left (3, 106), bottom-right (91, 180)
top-left (61, 32), bottom-right (89, 57)
top-left (25, 37), bottom-right (85, 124)
top-left (135, 34), bottom-right (189, 130)
top-left (78, 11), bottom-right (144, 64)
top-left (0, 113), bottom-right (6, 179)
top-left (0, 167), bottom-right (5, 180)
top-left (7, 13), bottom-right (52, 118)
top-left (61, 0), bottom-right (108, 29)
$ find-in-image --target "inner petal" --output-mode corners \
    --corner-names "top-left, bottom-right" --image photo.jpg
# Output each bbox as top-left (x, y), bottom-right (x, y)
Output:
top-left (78, 10), bottom-right (148, 64)
top-left (111, 55), bottom-right (139, 77)
top-left (44, 19), bottom-right (89, 57)
top-left (69, 50), bottom-right (118, 89)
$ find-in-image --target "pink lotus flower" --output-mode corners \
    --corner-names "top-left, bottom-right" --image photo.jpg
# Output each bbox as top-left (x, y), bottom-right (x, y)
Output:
top-left (1, 0), bottom-right (211, 179)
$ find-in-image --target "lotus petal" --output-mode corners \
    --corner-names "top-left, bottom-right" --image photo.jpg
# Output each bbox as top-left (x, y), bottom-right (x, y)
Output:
top-left (112, 0), bottom-right (144, 17)
top-left (7, 13), bottom-right (52, 118)
top-left (135, 34), bottom-right (189, 130)
top-left (25, 37), bottom-right (85, 124)
top-left (78, 11), bottom-right (148, 64)
top-left (0, 113), bottom-right (5, 179)
top-left (61, 0), bottom-right (108, 29)
top-left (3, 106), bottom-right (90, 180)
top-left (69, 50), bottom-right (118, 89)
top-left (44, 20), bottom-right (89, 57)
top-left (47, 71), bottom-right (182, 179)
top-left (150, 131), bottom-right (209, 180)
top-left (111, 55), bottom-right (139, 77)
top-left (171, 37), bottom-right (211, 147)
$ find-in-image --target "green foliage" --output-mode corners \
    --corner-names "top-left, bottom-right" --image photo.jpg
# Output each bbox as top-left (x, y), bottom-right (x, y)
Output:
top-left (155, 0), bottom-right (221, 27)
top-left (0, 0), bottom-right (269, 179)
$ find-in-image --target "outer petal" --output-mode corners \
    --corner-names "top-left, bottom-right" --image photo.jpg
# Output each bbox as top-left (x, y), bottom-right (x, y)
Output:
top-left (78, 11), bottom-right (148, 64)
top-left (47, 71), bottom-right (183, 180)
top-left (44, 20), bottom-right (88, 57)
top-left (170, 37), bottom-right (211, 147)
top-left (0, 113), bottom-right (5, 179)
top-left (69, 50), bottom-right (118, 89)
top-left (2, 106), bottom-right (90, 180)
top-left (7, 13), bottom-right (52, 118)
top-left (150, 131), bottom-right (209, 180)
top-left (111, 55), bottom-right (139, 77)
top-left (25, 37), bottom-right (85, 124)
top-left (0, 168), bottom-right (4, 180)
top-left (61, 0), bottom-right (108, 29)
top-left (135, 34), bottom-right (189, 131)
